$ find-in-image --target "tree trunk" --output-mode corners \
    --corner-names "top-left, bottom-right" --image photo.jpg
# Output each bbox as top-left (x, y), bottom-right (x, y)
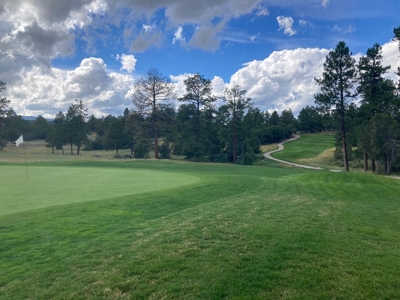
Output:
top-left (363, 152), bottom-right (368, 172)
top-left (51, 146), bottom-right (54, 154)
top-left (61, 146), bottom-right (64, 154)
top-left (116, 147), bottom-right (119, 155)
top-left (387, 159), bottom-right (393, 174)
top-left (70, 143), bottom-right (73, 155)
top-left (372, 159), bottom-right (376, 173)
top-left (77, 144), bottom-right (80, 155)
top-left (233, 114), bottom-right (237, 164)
top-left (384, 158), bottom-right (388, 174)
top-left (196, 101), bottom-right (200, 153)
top-left (154, 131), bottom-right (159, 159)
top-left (340, 111), bottom-right (349, 172)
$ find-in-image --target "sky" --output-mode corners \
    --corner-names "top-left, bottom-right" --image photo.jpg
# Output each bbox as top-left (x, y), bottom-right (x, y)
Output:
top-left (0, 0), bottom-right (399, 118)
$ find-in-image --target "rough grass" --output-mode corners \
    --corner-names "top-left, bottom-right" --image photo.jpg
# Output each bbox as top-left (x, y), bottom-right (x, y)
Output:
top-left (0, 141), bottom-right (155, 163)
top-left (1, 144), bottom-right (400, 299)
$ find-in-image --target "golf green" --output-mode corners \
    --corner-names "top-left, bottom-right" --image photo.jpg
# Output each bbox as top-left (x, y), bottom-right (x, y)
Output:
top-left (1, 165), bottom-right (199, 216)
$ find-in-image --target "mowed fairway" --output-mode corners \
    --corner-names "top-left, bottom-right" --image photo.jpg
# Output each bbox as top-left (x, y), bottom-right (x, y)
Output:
top-left (1, 160), bottom-right (400, 299)
top-left (272, 133), bottom-right (335, 162)
top-left (1, 164), bottom-right (199, 216)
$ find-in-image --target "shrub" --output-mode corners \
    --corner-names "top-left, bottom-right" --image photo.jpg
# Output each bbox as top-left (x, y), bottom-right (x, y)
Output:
top-left (241, 153), bottom-right (254, 165)
top-left (81, 140), bottom-right (93, 151)
top-left (159, 142), bottom-right (171, 159)
top-left (134, 143), bottom-right (149, 159)
top-left (191, 151), bottom-right (208, 162)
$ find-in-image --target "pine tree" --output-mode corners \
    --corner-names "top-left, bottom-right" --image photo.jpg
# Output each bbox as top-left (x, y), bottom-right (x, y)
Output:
top-left (315, 41), bottom-right (357, 172)
top-left (132, 68), bottom-right (176, 159)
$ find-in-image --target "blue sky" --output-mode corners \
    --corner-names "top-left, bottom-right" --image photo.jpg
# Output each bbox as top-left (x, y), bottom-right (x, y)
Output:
top-left (1, 0), bottom-right (399, 118)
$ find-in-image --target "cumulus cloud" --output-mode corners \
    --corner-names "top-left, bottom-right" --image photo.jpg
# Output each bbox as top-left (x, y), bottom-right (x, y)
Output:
top-left (170, 73), bottom-right (226, 99)
top-left (172, 26), bottom-right (185, 44)
top-left (211, 76), bottom-right (226, 95)
top-left (116, 54), bottom-right (137, 73)
top-left (277, 16), bottom-right (297, 36)
top-left (381, 41), bottom-right (400, 82)
top-left (229, 48), bottom-right (330, 114)
top-left (5, 57), bottom-right (134, 118)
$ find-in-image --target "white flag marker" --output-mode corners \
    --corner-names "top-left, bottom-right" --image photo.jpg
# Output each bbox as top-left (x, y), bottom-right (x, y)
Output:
top-left (15, 135), bottom-right (23, 147)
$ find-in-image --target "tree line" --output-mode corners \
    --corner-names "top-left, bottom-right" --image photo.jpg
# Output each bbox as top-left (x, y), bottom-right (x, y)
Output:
top-left (314, 27), bottom-right (400, 174)
top-left (0, 27), bottom-right (399, 171)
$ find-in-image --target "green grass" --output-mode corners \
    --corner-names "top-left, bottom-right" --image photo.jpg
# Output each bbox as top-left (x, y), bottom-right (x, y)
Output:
top-left (1, 152), bottom-right (400, 298)
top-left (0, 165), bottom-right (199, 216)
top-left (272, 133), bottom-right (335, 162)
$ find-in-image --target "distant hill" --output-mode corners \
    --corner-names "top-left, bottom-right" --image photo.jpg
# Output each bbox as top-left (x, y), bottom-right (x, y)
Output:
top-left (21, 116), bottom-right (54, 122)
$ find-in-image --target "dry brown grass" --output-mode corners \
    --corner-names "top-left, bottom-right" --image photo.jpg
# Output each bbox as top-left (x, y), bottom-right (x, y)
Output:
top-left (260, 143), bottom-right (278, 153)
top-left (297, 147), bottom-right (337, 167)
top-left (0, 140), bottom-right (147, 164)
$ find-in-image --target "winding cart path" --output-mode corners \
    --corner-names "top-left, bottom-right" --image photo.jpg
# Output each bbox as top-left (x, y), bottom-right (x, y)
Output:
top-left (263, 134), bottom-right (324, 170)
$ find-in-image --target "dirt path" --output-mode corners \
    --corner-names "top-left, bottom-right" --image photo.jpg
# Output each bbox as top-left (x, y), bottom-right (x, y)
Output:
top-left (263, 134), bottom-right (324, 170)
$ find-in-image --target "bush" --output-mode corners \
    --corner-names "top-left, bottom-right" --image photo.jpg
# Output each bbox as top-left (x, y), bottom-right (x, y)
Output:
top-left (114, 154), bottom-right (122, 159)
top-left (190, 151), bottom-right (208, 162)
top-left (123, 154), bottom-right (133, 159)
top-left (349, 160), bottom-right (363, 169)
top-left (82, 139), bottom-right (93, 151)
top-left (0, 137), bottom-right (6, 150)
top-left (241, 153), bottom-right (254, 165)
top-left (134, 143), bottom-right (149, 159)
top-left (159, 142), bottom-right (171, 159)
top-left (91, 136), bottom-right (104, 150)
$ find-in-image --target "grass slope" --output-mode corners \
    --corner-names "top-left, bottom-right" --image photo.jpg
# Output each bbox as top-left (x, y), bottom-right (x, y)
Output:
top-left (1, 160), bottom-right (400, 299)
top-left (272, 133), bottom-right (335, 163)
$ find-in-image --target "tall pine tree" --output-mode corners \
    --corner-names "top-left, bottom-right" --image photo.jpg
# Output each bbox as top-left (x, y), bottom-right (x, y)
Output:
top-left (315, 41), bottom-right (357, 172)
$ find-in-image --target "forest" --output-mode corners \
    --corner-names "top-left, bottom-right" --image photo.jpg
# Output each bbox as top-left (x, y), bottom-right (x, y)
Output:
top-left (1, 27), bottom-right (400, 173)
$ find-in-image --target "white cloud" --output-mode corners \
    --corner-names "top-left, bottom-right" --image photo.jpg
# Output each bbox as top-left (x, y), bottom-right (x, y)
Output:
top-left (381, 41), bottom-right (400, 83)
top-left (299, 20), bottom-right (313, 27)
top-left (321, 0), bottom-right (329, 8)
top-left (255, 6), bottom-right (269, 17)
top-left (229, 48), bottom-right (330, 114)
top-left (170, 73), bottom-right (226, 98)
top-left (5, 57), bottom-right (134, 118)
top-left (211, 76), bottom-right (226, 96)
top-left (277, 16), bottom-right (297, 36)
top-left (170, 73), bottom-right (191, 97)
top-left (143, 24), bottom-right (155, 33)
top-left (332, 24), bottom-right (356, 34)
top-left (172, 26), bottom-right (185, 44)
top-left (116, 54), bottom-right (137, 73)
